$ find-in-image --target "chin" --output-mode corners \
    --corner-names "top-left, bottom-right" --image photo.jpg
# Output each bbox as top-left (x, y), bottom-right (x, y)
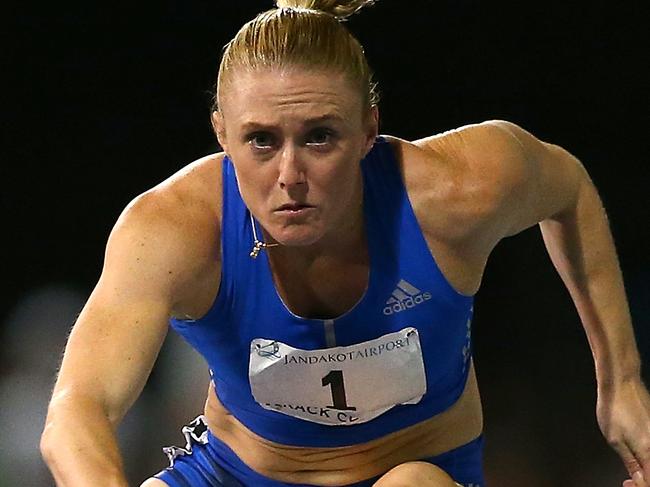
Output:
top-left (271, 224), bottom-right (324, 247)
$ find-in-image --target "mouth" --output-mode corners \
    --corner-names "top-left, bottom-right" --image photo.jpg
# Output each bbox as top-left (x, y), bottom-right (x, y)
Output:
top-left (274, 203), bottom-right (315, 214)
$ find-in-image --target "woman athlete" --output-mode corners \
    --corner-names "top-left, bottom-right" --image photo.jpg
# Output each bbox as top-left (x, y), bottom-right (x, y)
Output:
top-left (41, 1), bottom-right (650, 486)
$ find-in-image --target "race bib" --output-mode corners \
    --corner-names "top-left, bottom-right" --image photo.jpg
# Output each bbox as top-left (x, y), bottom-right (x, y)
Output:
top-left (249, 327), bottom-right (427, 425)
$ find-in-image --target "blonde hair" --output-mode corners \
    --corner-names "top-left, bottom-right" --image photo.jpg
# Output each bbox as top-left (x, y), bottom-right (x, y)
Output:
top-left (215, 0), bottom-right (379, 113)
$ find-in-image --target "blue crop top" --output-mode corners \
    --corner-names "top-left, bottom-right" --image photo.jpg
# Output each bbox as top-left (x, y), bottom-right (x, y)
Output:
top-left (170, 137), bottom-right (474, 448)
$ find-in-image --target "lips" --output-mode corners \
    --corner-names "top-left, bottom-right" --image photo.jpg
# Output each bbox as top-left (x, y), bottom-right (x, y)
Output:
top-left (275, 203), bottom-right (314, 212)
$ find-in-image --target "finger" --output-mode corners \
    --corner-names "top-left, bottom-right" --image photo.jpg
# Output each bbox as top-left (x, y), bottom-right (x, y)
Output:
top-left (642, 450), bottom-right (650, 487)
top-left (631, 470), bottom-right (645, 487)
top-left (623, 480), bottom-right (635, 487)
top-left (629, 440), bottom-right (650, 486)
top-left (612, 439), bottom-right (644, 486)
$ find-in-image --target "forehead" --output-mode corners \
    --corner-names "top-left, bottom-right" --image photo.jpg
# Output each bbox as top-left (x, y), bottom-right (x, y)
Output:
top-left (221, 68), bottom-right (362, 127)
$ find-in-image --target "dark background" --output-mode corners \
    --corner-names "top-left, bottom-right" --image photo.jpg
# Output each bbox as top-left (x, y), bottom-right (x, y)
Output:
top-left (2, 1), bottom-right (649, 485)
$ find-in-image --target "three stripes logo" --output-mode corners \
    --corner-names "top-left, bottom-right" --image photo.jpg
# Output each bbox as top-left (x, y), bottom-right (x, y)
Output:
top-left (383, 279), bottom-right (432, 315)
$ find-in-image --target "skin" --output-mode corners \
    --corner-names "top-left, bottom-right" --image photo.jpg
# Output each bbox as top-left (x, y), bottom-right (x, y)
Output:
top-left (40, 67), bottom-right (650, 487)
top-left (213, 68), bottom-right (378, 319)
top-left (215, 69), bottom-right (375, 250)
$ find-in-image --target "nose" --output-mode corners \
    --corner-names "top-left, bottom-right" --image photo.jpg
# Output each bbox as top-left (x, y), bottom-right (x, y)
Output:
top-left (277, 143), bottom-right (306, 190)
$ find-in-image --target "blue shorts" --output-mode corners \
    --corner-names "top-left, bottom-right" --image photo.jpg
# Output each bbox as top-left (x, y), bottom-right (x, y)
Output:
top-left (155, 416), bottom-right (485, 487)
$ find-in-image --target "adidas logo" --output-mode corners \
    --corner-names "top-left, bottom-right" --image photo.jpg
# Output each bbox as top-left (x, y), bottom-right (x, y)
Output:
top-left (382, 279), bottom-right (432, 315)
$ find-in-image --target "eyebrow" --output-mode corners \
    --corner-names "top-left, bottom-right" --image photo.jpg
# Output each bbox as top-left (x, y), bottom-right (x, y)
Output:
top-left (240, 114), bottom-right (347, 132)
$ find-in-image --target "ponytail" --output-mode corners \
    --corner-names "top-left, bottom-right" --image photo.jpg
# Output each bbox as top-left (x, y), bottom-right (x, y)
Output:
top-left (274, 0), bottom-right (376, 20)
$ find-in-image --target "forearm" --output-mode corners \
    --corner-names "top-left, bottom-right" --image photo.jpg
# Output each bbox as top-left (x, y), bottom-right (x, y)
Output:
top-left (41, 391), bottom-right (129, 487)
top-left (540, 171), bottom-right (641, 388)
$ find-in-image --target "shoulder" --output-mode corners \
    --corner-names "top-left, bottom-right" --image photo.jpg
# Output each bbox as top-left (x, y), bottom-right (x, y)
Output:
top-left (103, 153), bottom-right (224, 307)
top-left (411, 120), bottom-right (530, 201)
top-left (381, 121), bottom-right (539, 246)
top-left (388, 120), bottom-right (583, 242)
top-left (117, 152), bottom-right (223, 241)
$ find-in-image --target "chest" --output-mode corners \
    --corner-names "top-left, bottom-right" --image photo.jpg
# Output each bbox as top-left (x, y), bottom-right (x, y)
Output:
top-left (268, 253), bottom-right (370, 320)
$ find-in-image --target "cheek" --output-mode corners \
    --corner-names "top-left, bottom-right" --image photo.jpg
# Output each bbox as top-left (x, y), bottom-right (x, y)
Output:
top-left (317, 159), bottom-right (360, 199)
top-left (231, 162), bottom-right (272, 204)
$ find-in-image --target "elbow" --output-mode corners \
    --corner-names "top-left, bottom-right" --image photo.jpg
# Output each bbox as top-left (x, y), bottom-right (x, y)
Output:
top-left (39, 389), bottom-right (83, 470)
top-left (40, 434), bottom-right (54, 467)
top-left (41, 401), bottom-right (66, 466)
top-left (40, 418), bottom-right (60, 472)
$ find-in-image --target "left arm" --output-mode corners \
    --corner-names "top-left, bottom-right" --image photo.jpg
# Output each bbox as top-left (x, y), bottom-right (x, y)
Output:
top-left (479, 120), bottom-right (650, 486)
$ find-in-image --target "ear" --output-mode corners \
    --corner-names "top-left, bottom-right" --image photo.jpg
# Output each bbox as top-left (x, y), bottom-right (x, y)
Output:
top-left (211, 110), bottom-right (228, 153)
top-left (363, 105), bottom-right (380, 156)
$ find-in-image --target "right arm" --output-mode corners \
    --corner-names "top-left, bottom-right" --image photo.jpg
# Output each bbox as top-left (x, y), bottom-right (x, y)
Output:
top-left (40, 190), bottom-right (204, 486)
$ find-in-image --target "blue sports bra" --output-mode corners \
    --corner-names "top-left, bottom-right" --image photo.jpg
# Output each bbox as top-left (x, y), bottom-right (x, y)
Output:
top-left (170, 137), bottom-right (474, 447)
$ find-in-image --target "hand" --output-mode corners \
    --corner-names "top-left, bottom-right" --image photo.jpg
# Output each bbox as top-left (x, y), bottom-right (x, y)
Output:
top-left (596, 376), bottom-right (650, 487)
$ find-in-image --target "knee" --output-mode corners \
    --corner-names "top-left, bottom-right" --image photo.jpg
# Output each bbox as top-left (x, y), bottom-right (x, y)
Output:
top-left (373, 461), bottom-right (459, 487)
top-left (140, 478), bottom-right (170, 487)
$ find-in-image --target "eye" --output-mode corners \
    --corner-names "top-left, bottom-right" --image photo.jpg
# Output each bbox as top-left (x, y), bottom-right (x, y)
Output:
top-left (247, 132), bottom-right (276, 150)
top-left (305, 128), bottom-right (335, 146)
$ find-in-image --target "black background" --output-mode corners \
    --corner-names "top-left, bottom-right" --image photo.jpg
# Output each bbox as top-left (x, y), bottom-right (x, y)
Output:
top-left (3, 1), bottom-right (649, 484)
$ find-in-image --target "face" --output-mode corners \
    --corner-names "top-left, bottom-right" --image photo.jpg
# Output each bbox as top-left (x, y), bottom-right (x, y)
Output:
top-left (213, 68), bottom-right (378, 248)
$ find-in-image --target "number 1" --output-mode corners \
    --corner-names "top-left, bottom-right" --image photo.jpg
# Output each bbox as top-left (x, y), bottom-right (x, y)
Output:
top-left (321, 370), bottom-right (356, 411)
